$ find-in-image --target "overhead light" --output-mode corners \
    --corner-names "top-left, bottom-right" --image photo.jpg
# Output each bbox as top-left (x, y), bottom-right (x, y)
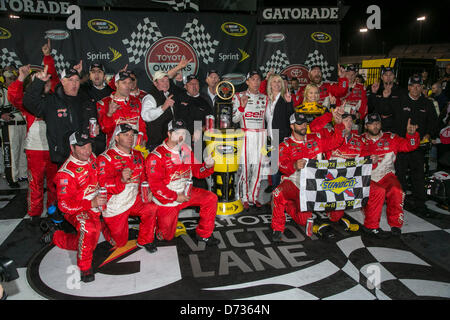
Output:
top-left (359, 28), bottom-right (368, 33)
top-left (417, 16), bottom-right (426, 21)
top-left (9, 14), bottom-right (20, 19)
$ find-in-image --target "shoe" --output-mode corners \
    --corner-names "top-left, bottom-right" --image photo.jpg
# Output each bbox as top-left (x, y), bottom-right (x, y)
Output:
top-left (272, 230), bottom-right (283, 242)
top-left (312, 223), bottom-right (335, 239)
top-left (18, 177), bottom-right (28, 182)
top-left (80, 268), bottom-right (95, 283)
top-left (339, 218), bottom-right (360, 232)
top-left (196, 235), bottom-right (220, 246)
top-left (8, 181), bottom-right (20, 189)
top-left (137, 242), bottom-right (158, 253)
top-left (255, 201), bottom-right (263, 209)
top-left (264, 185), bottom-right (274, 193)
top-left (361, 226), bottom-right (390, 239)
top-left (243, 202), bottom-right (250, 211)
top-left (40, 227), bottom-right (56, 244)
top-left (391, 227), bottom-right (402, 237)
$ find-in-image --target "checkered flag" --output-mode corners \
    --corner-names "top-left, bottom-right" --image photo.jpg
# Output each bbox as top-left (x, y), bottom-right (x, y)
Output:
top-left (0, 48), bottom-right (22, 68)
top-left (181, 18), bottom-right (219, 64)
top-left (259, 50), bottom-right (290, 77)
top-left (122, 18), bottom-right (163, 65)
top-left (50, 49), bottom-right (71, 75)
top-left (299, 157), bottom-right (372, 212)
top-left (304, 50), bottom-right (335, 81)
top-left (151, 0), bottom-right (199, 11)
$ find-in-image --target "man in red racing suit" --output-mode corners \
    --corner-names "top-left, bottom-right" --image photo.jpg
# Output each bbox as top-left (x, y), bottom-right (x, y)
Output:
top-left (271, 110), bottom-right (345, 242)
top-left (147, 119), bottom-right (220, 245)
top-left (41, 131), bottom-right (107, 282)
top-left (98, 124), bottom-right (158, 253)
top-left (362, 113), bottom-right (420, 237)
top-left (309, 109), bottom-right (379, 235)
top-left (97, 71), bottom-right (147, 147)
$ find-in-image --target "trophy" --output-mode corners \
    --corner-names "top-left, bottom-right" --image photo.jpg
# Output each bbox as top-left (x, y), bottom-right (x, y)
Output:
top-left (204, 80), bottom-right (244, 216)
top-left (214, 80), bottom-right (235, 129)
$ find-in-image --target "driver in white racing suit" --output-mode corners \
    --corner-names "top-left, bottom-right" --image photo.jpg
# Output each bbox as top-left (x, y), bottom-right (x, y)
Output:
top-left (232, 71), bottom-right (269, 210)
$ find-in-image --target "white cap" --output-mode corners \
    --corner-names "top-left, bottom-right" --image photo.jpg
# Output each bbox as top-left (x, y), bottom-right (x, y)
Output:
top-left (153, 71), bottom-right (168, 81)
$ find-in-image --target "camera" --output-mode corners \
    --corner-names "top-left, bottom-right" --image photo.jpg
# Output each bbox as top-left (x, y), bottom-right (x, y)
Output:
top-left (0, 256), bottom-right (19, 282)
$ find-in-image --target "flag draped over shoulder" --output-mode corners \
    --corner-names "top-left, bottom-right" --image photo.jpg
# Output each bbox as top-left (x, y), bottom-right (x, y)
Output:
top-left (299, 157), bottom-right (372, 212)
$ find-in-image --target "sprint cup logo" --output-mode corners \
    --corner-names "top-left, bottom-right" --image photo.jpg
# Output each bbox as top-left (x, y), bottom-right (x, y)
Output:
top-left (281, 64), bottom-right (309, 84)
top-left (145, 37), bottom-right (198, 80)
top-left (88, 19), bottom-right (118, 35)
top-left (0, 27), bottom-right (11, 39)
top-left (311, 32), bottom-right (332, 43)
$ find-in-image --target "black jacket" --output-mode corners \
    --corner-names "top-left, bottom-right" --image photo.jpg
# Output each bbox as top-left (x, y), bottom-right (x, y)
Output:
top-left (394, 93), bottom-right (439, 140)
top-left (23, 79), bottom-right (96, 165)
top-left (200, 86), bottom-right (216, 110)
top-left (79, 80), bottom-right (114, 155)
top-left (267, 96), bottom-right (294, 144)
top-left (145, 82), bottom-right (184, 147)
top-left (367, 84), bottom-right (405, 133)
top-left (175, 93), bottom-right (213, 135)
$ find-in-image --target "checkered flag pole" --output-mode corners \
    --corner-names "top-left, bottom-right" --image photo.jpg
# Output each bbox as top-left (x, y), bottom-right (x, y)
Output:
top-left (151, 0), bottom-right (199, 11)
top-left (122, 18), bottom-right (163, 65)
top-left (181, 18), bottom-right (219, 65)
top-left (0, 48), bottom-right (22, 69)
top-left (304, 50), bottom-right (335, 81)
top-left (259, 50), bottom-right (290, 77)
top-left (50, 49), bottom-right (71, 75)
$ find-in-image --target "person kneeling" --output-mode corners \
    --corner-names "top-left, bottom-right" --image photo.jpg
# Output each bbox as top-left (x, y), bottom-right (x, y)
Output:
top-left (41, 131), bottom-right (106, 283)
top-left (98, 124), bottom-right (158, 254)
top-left (147, 119), bottom-right (220, 246)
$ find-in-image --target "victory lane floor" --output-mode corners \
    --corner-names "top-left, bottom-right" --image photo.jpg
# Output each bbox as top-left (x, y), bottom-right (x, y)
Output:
top-left (1, 185), bottom-right (450, 300)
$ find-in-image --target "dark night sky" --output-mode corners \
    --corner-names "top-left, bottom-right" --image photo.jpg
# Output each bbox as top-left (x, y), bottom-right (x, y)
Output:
top-left (262, 0), bottom-right (450, 56)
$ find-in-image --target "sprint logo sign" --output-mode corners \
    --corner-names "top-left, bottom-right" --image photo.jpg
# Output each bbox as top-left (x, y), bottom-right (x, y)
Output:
top-left (87, 47), bottom-right (122, 63)
top-left (218, 48), bottom-right (250, 63)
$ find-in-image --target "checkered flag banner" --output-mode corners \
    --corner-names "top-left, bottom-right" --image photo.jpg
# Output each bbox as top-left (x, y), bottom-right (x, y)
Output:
top-left (122, 18), bottom-right (163, 65)
top-left (50, 49), bottom-right (71, 75)
top-left (0, 48), bottom-right (22, 69)
top-left (299, 157), bottom-right (372, 212)
top-left (259, 50), bottom-right (290, 77)
top-left (304, 50), bottom-right (335, 81)
top-left (181, 18), bottom-right (219, 65)
top-left (151, 0), bottom-right (199, 11)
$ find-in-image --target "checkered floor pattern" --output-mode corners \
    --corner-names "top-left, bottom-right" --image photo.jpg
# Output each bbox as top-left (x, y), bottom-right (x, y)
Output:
top-left (0, 177), bottom-right (449, 300)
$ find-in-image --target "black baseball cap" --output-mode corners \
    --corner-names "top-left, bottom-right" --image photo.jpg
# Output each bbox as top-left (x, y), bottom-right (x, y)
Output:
top-left (115, 71), bottom-right (133, 82)
top-left (381, 66), bottom-right (394, 75)
top-left (89, 63), bottom-right (105, 72)
top-left (69, 131), bottom-right (93, 146)
top-left (290, 113), bottom-right (308, 125)
top-left (365, 113), bottom-right (382, 125)
top-left (342, 112), bottom-right (356, 120)
top-left (117, 123), bottom-right (138, 134)
top-left (246, 70), bottom-right (261, 80)
top-left (345, 64), bottom-right (358, 73)
top-left (185, 74), bottom-right (199, 84)
top-left (309, 65), bottom-right (321, 72)
top-left (168, 119), bottom-right (188, 131)
top-left (60, 68), bottom-right (80, 79)
top-left (408, 74), bottom-right (423, 85)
